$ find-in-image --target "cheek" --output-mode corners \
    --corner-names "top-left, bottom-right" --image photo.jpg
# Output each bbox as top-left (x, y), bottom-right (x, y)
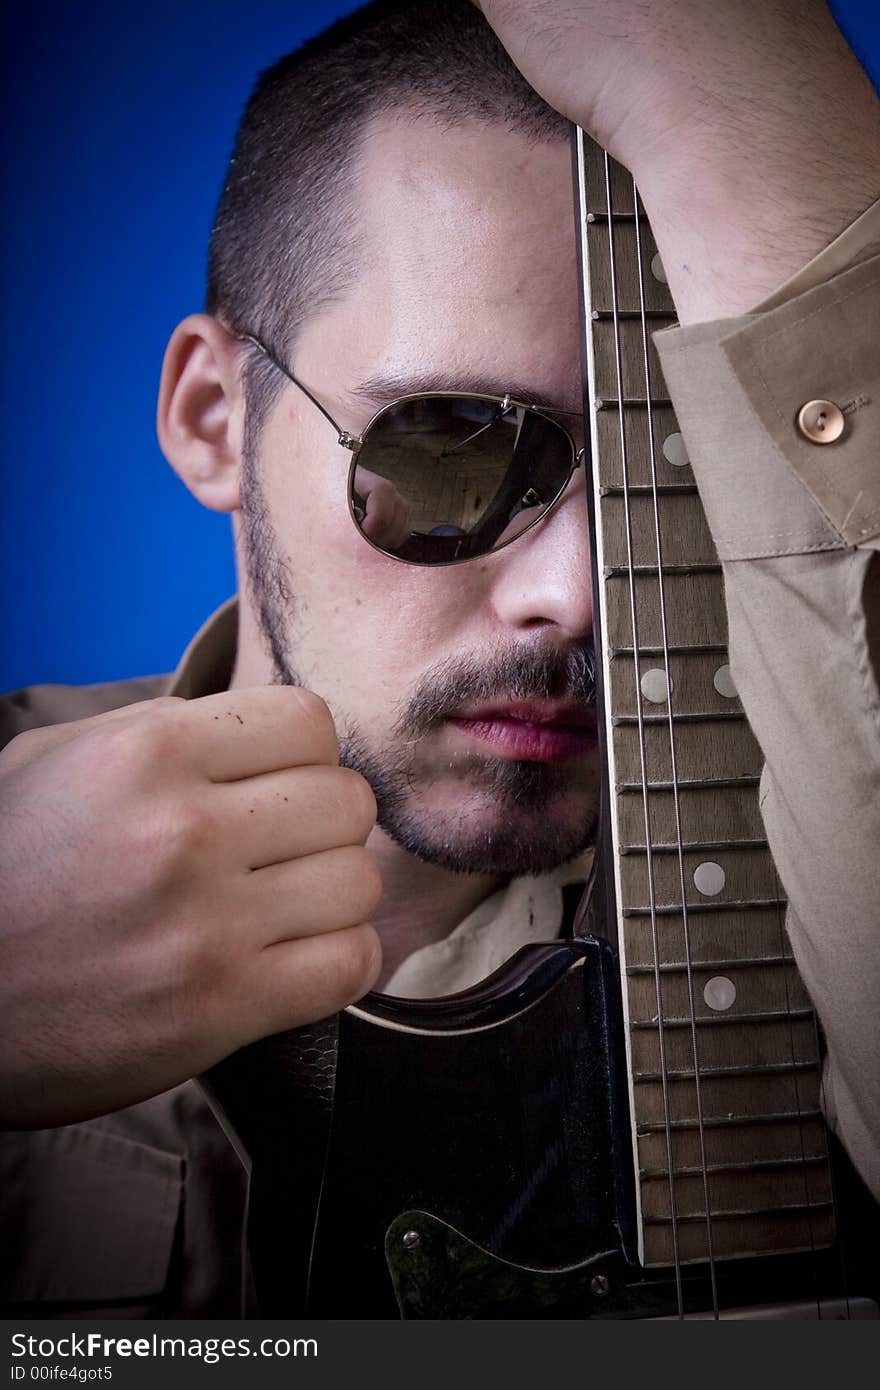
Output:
top-left (320, 557), bottom-right (469, 694)
top-left (309, 552), bottom-right (489, 716)
top-left (258, 409), bottom-right (491, 705)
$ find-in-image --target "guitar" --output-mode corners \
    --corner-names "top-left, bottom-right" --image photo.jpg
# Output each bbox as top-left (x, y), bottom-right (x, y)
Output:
top-left (203, 131), bottom-right (879, 1320)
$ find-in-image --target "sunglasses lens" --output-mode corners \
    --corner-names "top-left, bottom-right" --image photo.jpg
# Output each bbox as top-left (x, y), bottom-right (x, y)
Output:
top-left (350, 396), bottom-right (575, 564)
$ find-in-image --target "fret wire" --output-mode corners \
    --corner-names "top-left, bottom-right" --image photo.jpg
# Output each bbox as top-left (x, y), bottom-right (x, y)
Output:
top-left (592, 308), bottom-right (674, 321)
top-left (600, 484), bottom-right (699, 496)
top-left (643, 1200), bottom-right (833, 1227)
top-left (623, 899), bottom-right (787, 918)
top-left (626, 954), bottom-right (792, 974)
top-left (621, 838), bottom-right (769, 854)
top-left (634, 1060), bottom-right (819, 1083)
top-left (586, 210), bottom-right (650, 223)
top-left (601, 144), bottom-right (684, 1306)
top-left (632, 171), bottom-right (718, 1307)
top-left (630, 1008), bottom-right (814, 1029)
top-left (618, 775), bottom-right (760, 792)
top-left (637, 1110), bottom-right (824, 1135)
top-left (615, 711), bottom-right (746, 731)
top-left (605, 563), bottom-right (723, 575)
top-left (641, 1154), bottom-right (828, 1180)
top-left (613, 643), bottom-right (728, 657)
top-left (596, 396), bottom-right (673, 409)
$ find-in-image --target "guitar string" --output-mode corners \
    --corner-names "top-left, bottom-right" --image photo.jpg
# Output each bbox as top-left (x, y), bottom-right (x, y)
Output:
top-left (630, 174), bottom-right (719, 1316)
top-left (600, 146), bottom-right (684, 1316)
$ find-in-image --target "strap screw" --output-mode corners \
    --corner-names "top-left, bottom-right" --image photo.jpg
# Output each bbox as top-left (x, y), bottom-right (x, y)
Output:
top-left (590, 1274), bottom-right (610, 1296)
top-left (402, 1230), bottom-right (421, 1251)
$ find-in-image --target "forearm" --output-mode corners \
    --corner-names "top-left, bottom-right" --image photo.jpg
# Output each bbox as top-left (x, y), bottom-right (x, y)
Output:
top-left (632, 5), bottom-right (880, 323)
top-left (477, 0), bottom-right (880, 322)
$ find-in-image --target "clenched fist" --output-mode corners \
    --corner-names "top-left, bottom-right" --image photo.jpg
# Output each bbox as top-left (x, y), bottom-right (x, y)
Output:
top-left (0, 688), bottom-right (382, 1127)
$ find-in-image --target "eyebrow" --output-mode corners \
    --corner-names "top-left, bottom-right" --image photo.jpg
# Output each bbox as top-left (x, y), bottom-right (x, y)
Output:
top-left (349, 369), bottom-right (583, 417)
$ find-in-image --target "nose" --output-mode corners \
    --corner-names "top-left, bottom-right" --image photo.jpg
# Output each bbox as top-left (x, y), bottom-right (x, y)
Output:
top-left (488, 470), bottom-right (593, 641)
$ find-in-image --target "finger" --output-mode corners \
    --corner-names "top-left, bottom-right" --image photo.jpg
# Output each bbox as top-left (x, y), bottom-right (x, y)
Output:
top-left (361, 497), bottom-right (389, 542)
top-left (229, 923), bottom-right (382, 1043)
top-left (242, 844), bottom-right (383, 945)
top-left (392, 496), bottom-right (412, 547)
top-left (217, 765), bottom-right (377, 868)
top-left (150, 685), bottom-right (340, 782)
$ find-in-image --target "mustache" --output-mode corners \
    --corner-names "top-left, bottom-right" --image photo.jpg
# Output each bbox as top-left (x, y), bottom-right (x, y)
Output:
top-left (396, 641), bottom-right (597, 738)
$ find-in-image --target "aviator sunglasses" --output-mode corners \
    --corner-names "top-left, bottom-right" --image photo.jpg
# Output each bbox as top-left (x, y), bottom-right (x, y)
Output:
top-left (240, 334), bottom-right (586, 566)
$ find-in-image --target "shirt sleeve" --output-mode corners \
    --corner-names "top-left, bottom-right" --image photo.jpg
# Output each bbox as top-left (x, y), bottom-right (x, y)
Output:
top-left (652, 205), bottom-right (880, 1199)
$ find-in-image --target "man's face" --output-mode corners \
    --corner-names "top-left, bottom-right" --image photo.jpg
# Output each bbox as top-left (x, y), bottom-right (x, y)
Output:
top-left (238, 118), bottom-right (598, 876)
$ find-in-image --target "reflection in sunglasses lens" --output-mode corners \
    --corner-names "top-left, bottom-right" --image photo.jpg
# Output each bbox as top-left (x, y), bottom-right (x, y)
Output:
top-left (351, 396), bottom-right (573, 564)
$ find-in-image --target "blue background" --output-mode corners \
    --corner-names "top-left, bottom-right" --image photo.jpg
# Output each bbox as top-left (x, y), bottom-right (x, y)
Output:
top-left (2, 1), bottom-right (878, 691)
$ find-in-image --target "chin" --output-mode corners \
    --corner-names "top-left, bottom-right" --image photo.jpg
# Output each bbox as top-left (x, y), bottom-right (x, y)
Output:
top-left (379, 791), bottom-right (598, 877)
top-left (340, 730), bottom-right (598, 874)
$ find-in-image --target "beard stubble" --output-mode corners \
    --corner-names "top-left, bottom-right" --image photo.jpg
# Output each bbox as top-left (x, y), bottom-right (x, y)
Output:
top-left (239, 441), bottom-right (599, 876)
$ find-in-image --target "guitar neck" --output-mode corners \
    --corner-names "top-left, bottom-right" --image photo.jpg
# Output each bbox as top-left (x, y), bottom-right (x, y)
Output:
top-left (574, 131), bottom-right (833, 1268)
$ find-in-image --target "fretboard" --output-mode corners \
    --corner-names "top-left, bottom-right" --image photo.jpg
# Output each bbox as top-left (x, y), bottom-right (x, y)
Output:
top-left (575, 132), bottom-right (833, 1268)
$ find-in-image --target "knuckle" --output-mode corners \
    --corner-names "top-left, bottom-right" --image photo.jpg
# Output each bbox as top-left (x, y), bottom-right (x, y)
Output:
top-left (166, 795), bottom-right (217, 859)
top-left (144, 695), bottom-right (187, 714)
top-left (347, 847), bottom-right (383, 916)
top-left (330, 924), bottom-right (382, 1002)
top-left (98, 713), bottom-right (178, 776)
top-left (0, 726), bottom-right (48, 771)
top-left (289, 686), bottom-right (336, 736)
top-left (141, 795), bottom-right (218, 883)
top-left (336, 767), bottom-right (377, 834)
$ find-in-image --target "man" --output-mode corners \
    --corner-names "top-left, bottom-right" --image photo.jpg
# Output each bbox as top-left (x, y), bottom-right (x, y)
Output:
top-left (1, 0), bottom-right (878, 1316)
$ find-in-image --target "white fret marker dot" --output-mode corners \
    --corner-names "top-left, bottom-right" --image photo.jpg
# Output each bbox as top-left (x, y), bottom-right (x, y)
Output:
top-left (704, 975), bottom-right (737, 1012)
top-left (651, 252), bottom-right (667, 284)
top-left (694, 861), bottom-right (726, 896)
top-left (640, 668), bottom-right (671, 704)
top-left (713, 664), bottom-right (738, 699)
top-left (662, 431), bottom-right (690, 467)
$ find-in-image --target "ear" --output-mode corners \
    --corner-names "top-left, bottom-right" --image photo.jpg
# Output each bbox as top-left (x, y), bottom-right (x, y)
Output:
top-left (157, 314), bottom-right (245, 513)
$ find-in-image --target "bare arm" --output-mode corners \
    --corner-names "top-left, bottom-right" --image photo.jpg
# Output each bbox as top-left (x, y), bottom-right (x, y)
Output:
top-left (476, 0), bottom-right (880, 320)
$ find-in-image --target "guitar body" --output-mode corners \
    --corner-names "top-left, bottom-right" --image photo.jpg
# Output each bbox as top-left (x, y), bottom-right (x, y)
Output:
top-left (206, 928), bottom-right (879, 1318)
top-left (308, 935), bottom-right (630, 1317)
top-left (203, 133), bottom-right (879, 1321)
top-left (309, 947), bottom-right (880, 1317)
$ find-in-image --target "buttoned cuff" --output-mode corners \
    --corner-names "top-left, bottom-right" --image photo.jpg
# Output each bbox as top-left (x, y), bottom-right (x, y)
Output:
top-left (654, 246), bottom-right (880, 558)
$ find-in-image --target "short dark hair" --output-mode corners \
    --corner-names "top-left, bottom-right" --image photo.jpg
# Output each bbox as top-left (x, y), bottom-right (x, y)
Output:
top-left (205, 0), bottom-right (567, 430)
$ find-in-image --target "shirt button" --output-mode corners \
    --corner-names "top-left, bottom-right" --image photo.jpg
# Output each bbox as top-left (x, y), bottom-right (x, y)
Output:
top-left (796, 399), bottom-right (845, 444)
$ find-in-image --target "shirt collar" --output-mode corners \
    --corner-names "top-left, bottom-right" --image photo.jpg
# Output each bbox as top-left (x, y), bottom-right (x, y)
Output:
top-left (383, 852), bottom-right (592, 999)
top-left (166, 596), bottom-right (239, 700)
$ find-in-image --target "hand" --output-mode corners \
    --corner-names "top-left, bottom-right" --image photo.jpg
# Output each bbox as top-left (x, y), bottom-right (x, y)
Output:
top-left (353, 465), bottom-right (413, 550)
top-left (0, 688), bottom-right (382, 1127)
top-left (476, 1), bottom-right (880, 320)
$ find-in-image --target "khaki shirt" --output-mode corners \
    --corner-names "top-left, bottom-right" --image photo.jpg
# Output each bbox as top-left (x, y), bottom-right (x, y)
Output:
top-left (1, 207), bottom-right (878, 1316)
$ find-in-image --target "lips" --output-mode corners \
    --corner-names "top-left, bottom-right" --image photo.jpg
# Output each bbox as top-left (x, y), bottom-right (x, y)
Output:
top-left (447, 700), bottom-right (597, 762)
